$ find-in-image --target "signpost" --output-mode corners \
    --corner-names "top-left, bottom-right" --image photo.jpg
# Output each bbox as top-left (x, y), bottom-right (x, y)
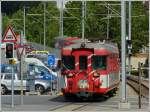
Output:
top-left (48, 54), bottom-right (56, 67)
top-left (47, 54), bottom-right (56, 95)
top-left (17, 46), bottom-right (25, 60)
top-left (11, 64), bottom-right (14, 108)
top-left (8, 59), bottom-right (17, 108)
top-left (2, 25), bottom-right (18, 108)
top-left (17, 46), bottom-right (25, 105)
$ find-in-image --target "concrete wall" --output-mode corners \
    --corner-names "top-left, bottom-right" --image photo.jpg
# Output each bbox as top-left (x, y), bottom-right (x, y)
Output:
top-left (126, 57), bottom-right (147, 70)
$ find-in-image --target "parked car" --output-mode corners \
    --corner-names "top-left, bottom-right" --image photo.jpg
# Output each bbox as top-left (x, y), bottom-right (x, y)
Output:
top-left (1, 73), bottom-right (52, 95)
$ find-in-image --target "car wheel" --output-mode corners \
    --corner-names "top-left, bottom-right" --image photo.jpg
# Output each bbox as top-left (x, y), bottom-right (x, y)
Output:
top-left (1, 85), bottom-right (7, 95)
top-left (35, 85), bottom-right (44, 94)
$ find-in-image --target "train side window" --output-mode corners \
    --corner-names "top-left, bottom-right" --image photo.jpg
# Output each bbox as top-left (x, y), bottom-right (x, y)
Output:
top-left (92, 56), bottom-right (107, 70)
top-left (79, 56), bottom-right (87, 70)
top-left (62, 56), bottom-right (75, 70)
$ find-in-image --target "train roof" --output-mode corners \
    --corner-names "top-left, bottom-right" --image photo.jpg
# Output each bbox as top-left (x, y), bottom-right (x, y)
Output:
top-left (62, 40), bottom-right (119, 53)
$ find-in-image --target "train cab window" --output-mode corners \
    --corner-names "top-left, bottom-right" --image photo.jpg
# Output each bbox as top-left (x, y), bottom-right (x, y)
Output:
top-left (79, 56), bottom-right (87, 70)
top-left (62, 56), bottom-right (75, 70)
top-left (92, 56), bottom-right (107, 70)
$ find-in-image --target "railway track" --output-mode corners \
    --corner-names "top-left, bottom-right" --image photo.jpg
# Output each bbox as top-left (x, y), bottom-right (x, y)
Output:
top-left (49, 102), bottom-right (92, 111)
top-left (127, 76), bottom-right (149, 99)
top-left (49, 95), bottom-right (111, 111)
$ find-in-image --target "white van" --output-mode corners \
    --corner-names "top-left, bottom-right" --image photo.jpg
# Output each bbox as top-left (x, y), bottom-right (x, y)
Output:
top-left (24, 58), bottom-right (58, 77)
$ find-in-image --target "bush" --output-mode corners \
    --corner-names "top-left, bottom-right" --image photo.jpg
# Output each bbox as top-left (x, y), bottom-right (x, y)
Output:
top-left (131, 70), bottom-right (139, 76)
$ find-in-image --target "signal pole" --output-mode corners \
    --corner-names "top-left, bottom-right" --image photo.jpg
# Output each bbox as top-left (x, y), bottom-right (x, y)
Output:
top-left (0, 1), bottom-right (2, 111)
top-left (128, 1), bottom-right (132, 76)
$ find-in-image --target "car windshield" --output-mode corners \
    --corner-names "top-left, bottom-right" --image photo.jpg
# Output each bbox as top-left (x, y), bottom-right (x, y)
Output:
top-left (62, 56), bottom-right (75, 70)
top-left (92, 56), bottom-right (107, 70)
top-left (27, 54), bottom-right (48, 65)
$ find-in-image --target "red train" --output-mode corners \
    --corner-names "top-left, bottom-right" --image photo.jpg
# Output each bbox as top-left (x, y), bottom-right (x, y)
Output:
top-left (61, 39), bottom-right (120, 98)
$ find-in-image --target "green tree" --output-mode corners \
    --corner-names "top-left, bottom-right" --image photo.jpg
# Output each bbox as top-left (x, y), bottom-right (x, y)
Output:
top-left (3, 1), bottom-right (148, 55)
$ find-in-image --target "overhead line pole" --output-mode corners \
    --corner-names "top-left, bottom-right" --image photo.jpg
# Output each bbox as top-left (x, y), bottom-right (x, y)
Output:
top-left (82, 0), bottom-right (85, 40)
top-left (60, 0), bottom-right (64, 38)
top-left (24, 6), bottom-right (26, 40)
top-left (121, 0), bottom-right (126, 103)
top-left (107, 3), bottom-right (110, 40)
top-left (44, 2), bottom-right (46, 50)
top-left (119, 1), bottom-right (130, 109)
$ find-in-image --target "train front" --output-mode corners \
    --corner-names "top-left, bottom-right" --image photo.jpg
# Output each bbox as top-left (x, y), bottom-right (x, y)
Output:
top-left (61, 42), bottom-right (119, 98)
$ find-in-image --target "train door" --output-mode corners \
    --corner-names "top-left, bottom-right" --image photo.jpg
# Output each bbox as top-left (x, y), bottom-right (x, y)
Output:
top-left (71, 49), bottom-right (94, 92)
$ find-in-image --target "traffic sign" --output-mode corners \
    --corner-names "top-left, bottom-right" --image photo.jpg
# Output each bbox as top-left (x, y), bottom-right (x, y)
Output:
top-left (16, 46), bottom-right (25, 60)
top-left (5, 43), bottom-right (14, 58)
top-left (48, 54), bottom-right (56, 67)
top-left (2, 25), bottom-right (17, 43)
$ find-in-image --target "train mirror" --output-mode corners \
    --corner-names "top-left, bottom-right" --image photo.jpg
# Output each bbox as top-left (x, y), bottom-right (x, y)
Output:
top-left (57, 60), bottom-right (62, 69)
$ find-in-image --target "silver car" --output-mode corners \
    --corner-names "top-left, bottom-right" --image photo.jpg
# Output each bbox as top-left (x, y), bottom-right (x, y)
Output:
top-left (1, 73), bottom-right (51, 95)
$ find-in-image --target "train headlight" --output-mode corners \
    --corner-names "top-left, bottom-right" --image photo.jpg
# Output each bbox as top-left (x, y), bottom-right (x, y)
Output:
top-left (67, 73), bottom-right (74, 78)
top-left (93, 73), bottom-right (99, 77)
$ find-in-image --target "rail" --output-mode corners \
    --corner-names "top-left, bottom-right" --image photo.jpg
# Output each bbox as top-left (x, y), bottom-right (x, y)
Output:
top-left (127, 75), bottom-right (149, 99)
